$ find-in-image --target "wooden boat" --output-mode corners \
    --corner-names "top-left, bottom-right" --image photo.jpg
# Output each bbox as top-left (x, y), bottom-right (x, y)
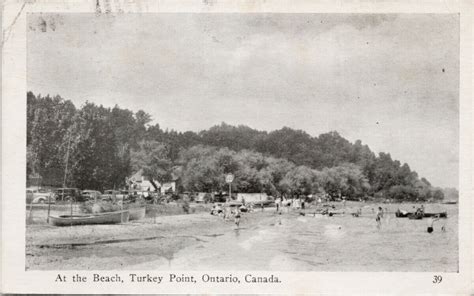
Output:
top-left (423, 212), bottom-right (447, 218)
top-left (395, 210), bottom-right (410, 218)
top-left (408, 213), bottom-right (423, 220)
top-left (128, 206), bottom-right (146, 220)
top-left (328, 210), bottom-right (345, 216)
top-left (397, 210), bottom-right (448, 219)
top-left (442, 200), bottom-right (457, 204)
top-left (48, 210), bottom-right (130, 226)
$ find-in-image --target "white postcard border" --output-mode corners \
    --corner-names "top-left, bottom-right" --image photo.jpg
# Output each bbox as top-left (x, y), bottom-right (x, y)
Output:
top-left (2, 0), bottom-right (472, 294)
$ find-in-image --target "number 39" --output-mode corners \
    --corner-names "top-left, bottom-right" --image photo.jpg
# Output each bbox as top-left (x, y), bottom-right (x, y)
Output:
top-left (433, 275), bottom-right (443, 284)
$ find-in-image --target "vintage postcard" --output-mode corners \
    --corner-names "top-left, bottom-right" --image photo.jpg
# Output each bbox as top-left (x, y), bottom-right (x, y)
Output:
top-left (1, 0), bottom-right (473, 294)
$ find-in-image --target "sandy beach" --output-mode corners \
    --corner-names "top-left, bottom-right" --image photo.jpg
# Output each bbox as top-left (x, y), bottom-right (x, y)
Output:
top-left (25, 202), bottom-right (458, 272)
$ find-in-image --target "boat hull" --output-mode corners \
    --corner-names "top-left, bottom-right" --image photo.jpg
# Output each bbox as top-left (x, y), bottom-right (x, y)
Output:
top-left (128, 207), bottom-right (146, 220)
top-left (408, 213), bottom-right (423, 220)
top-left (423, 212), bottom-right (447, 218)
top-left (396, 211), bottom-right (447, 218)
top-left (395, 211), bottom-right (409, 217)
top-left (48, 210), bottom-right (130, 226)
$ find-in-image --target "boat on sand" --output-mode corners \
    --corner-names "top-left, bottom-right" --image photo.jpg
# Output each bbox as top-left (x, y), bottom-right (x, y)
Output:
top-left (422, 212), bottom-right (447, 218)
top-left (48, 210), bottom-right (130, 226)
top-left (396, 210), bottom-right (447, 219)
top-left (395, 210), bottom-right (410, 217)
top-left (407, 212), bottom-right (423, 220)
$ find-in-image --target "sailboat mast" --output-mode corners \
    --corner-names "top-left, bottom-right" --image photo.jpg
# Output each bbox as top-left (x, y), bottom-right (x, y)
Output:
top-left (63, 134), bottom-right (72, 190)
top-left (62, 133), bottom-right (73, 226)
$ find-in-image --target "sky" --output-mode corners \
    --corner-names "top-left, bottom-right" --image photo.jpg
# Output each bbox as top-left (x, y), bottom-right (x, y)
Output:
top-left (27, 13), bottom-right (459, 188)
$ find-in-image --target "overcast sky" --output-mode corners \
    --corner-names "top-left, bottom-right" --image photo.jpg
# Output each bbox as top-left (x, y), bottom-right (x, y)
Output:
top-left (27, 13), bottom-right (459, 188)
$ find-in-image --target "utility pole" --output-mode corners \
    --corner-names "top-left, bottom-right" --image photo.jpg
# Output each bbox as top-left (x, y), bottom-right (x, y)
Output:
top-left (225, 174), bottom-right (234, 202)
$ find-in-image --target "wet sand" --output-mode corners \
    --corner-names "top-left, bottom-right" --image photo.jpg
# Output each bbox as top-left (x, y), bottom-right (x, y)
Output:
top-left (26, 202), bottom-right (458, 271)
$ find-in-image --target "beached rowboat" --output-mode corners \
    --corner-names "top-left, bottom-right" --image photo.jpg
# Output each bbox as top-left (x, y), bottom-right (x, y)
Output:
top-left (408, 213), bottom-right (423, 220)
top-left (423, 212), bottom-right (447, 218)
top-left (48, 210), bottom-right (130, 226)
top-left (396, 211), bottom-right (447, 218)
top-left (395, 210), bottom-right (409, 217)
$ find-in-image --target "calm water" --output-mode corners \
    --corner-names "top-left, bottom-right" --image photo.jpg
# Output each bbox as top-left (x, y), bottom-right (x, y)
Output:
top-left (141, 203), bottom-right (458, 272)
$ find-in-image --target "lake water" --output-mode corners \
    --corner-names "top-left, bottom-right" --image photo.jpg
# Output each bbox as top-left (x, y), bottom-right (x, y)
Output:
top-left (140, 203), bottom-right (458, 272)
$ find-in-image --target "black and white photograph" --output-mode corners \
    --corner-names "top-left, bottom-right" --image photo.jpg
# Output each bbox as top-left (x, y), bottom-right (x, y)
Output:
top-left (2, 0), bottom-right (473, 294)
top-left (24, 12), bottom-right (460, 272)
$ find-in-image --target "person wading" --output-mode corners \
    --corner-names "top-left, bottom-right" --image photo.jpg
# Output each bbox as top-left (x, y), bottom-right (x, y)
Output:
top-left (426, 215), bottom-right (440, 233)
top-left (234, 208), bottom-right (241, 228)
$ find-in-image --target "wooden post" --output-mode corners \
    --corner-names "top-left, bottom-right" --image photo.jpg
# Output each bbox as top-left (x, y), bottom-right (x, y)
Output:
top-left (153, 194), bottom-right (157, 224)
top-left (46, 193), bottom-right (51, 223)
top-left (121, 192), bottom-right (124, 223)
top-left (61, 133), bottom-right (73, 226)
top-left (63, 136), bottom-right (71, 191)
top-left (70, 196), bottom-right (73, 227)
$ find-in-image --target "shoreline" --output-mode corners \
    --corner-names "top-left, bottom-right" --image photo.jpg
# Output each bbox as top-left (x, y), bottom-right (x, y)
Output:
top-left (26, 202), bottom-right (458, 271)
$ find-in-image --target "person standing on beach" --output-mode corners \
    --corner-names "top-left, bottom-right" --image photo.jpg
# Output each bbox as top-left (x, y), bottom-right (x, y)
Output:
top-left (376, 207), bottom-right (384, 229)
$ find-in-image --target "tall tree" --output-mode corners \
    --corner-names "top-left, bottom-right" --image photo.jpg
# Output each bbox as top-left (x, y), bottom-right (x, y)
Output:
top-left (131, 140), bottom-right (173, 185)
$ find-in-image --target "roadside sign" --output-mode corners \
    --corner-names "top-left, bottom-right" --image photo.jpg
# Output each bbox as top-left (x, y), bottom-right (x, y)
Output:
top-left (225, 174), bottom-right (234, 183)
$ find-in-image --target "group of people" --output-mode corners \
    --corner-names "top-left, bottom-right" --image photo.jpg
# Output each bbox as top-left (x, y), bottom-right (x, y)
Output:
top-left (221, 205), bottom-right (247, 228)
top-left (376, 205), bottom-right (445, 233)
top-left (274, 197), bottom-right (306, 213)
top-left (217, 198), bottom-right (446, 234)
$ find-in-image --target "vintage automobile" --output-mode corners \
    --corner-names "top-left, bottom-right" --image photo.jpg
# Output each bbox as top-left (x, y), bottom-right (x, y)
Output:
top-left (53, 188), bottom-right (82, 202)
top-left (101, 190), bottom-right (128, 202)
top-left (27, 187), bottom-right (54, 204)
top-left (81, 190), bottom-right (102, 202)
top-left (119, 189), bottom-right (145, 202)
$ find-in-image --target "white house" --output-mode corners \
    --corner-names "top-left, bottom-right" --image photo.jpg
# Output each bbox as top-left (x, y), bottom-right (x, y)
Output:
top-left (128, 170), bottom-right (176, 194)
top-left (158, 181), bottom-right (176, 194)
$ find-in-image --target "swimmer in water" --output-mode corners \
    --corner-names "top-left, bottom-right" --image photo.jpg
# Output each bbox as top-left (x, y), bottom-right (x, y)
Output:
top-left (426, 215), bottom-right (440, 233)
top-left (234, 209), bottom-right (241, 228)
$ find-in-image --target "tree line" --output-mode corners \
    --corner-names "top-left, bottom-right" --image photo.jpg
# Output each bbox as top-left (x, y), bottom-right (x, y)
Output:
top-left (27, 91), bottom-right (448, 201)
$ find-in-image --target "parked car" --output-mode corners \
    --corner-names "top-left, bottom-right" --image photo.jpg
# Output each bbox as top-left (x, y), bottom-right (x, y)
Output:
top-left (81, 190), bottom-right (102, 202)
top-left (119, 189), bottom-right (145, 202)
top-left (101, 190), bottom-right (125, 202)
top-left (53, 188), bottom-right (82, 202)
top-left (27, 187), bottom-right (54, 204)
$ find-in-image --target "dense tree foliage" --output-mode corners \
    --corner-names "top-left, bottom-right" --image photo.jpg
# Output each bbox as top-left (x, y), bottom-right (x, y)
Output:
top-left (27, 92), bottom-right (446, 201)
